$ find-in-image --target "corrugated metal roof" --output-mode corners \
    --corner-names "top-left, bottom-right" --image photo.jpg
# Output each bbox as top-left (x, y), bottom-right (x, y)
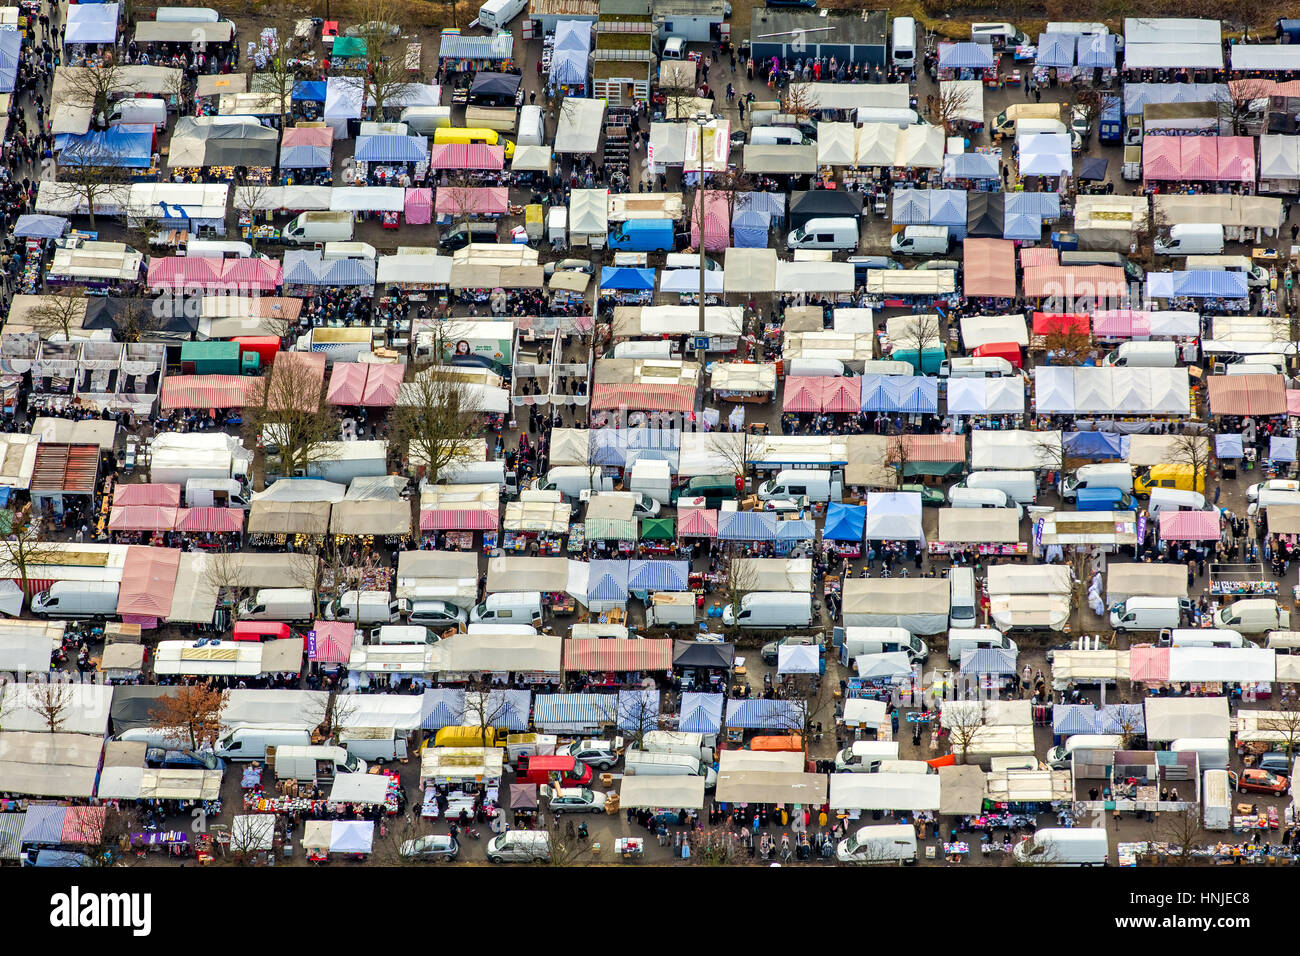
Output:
top-left (159, 374), bottom-right (261, 410)
top-left (0, 812), bottom-right (24, 858)
top-left (30, 443), bottom-right (98, 495)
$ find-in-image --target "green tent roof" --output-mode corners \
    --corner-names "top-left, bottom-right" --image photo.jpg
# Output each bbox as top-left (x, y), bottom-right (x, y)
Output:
top-left (332, 36), bottom-right (367, 58)
top-left (640, 518), bottom-right (675, 540)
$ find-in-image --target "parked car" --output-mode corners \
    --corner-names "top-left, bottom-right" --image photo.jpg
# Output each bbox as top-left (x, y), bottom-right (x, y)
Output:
top-left (559, 739), bottom-right (621, 770)
top-left (900, 483), bottom-right (946, 506)
top-left (546, 787), bottom-right (608, 813)
top-left (542, 258), bottom-right (595, 277)
top-left (1237, 769), bottom-right (1289, 795)
top-left (761, 634), bottom-right (822, 665)
top-left (398, 834), bottom-right (460, 861)
top-left (1256, 752), bottom-right (1293, 777)
top-left (1247, 479), bottom-right (1300, 503)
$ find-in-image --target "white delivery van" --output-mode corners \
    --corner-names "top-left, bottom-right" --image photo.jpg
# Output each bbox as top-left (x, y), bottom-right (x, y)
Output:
top-left (537, 465), bottom-right (614, 497)
top-left (787, 358), bottom-right (847, 377)
top-left (31, 581), bottom-right (120, 618)
top-left (1012, 828), bottom-right (1108, 866)
top-left (1047, 734), bottom-right (1123, 770)
top-left (273, 744), bottom-right (365, 782)
top-left (624, 750), bottom-right (717, 788)
top-left (721, 592), bottom-right (814, 629)
top-left (837, 824), bottom-right (918, 864)
top-left (185, 240), bottom-right (255, 259)
top-left (1060, 463), bottom-right (1133, 499)
top-left (372, 624), bottom-right (436, 644)
top-left (185, 477), bottom-right (249, 508)
top-left (948, 567), bottom-right (978, 630)
top-left (891, 16), bottom-right (917, 68)
top-left (282, 211), bottom-right (354, 244)
top-left (215, 727), bottom-right (311, 762)
top-left (876, 760), bottom-right (935, 774)
top-left (947, 487), bottom-right (1023, 518)
top-left (757, 468), bottom-right (844, 503)
top-left (1147, 488), bottom-right (1209, 518)
top-left (1266, 631), bottom-right (1300, 653)
top-left (1157, 627), bottom-right (1249, 649)
top-left (947, 627), bottom-right (1018, 662)
top-left (324, 590), bottom-right (407, 624)
top-left (108, 98), bottom-right (167, 129)
top-left (956, 470), bottom-right (1037, 505)
top-left (1227, 356), bottom-right (1286, 375)
top-left (751, 126), bottom-right (808, 146)
top-left (487, 829), bottom-right (551, 863)
top-left (890, 225), bottom-right (950, 256)
top-left (939, 356), bottom-right (1016, 378)
top-left (843, 626), bottom-right (929, 664)
top-left (470, 592), bottom-right (544, 626)
top-left (834, 740), bottom-right (901, 773)
top-left (1170, 738), bottom-right (1230, 771)
top-left (786, 217), bottom-right (859, 251)
top-left (642, 730), bottom-right (713, 763)
top-left (477, 0), bottom-right (528, 31)
top-left (1202, 769), bottom-right (1232, 830)
top-left (628, 460), bottom-right (672, 507)
top-left (1109, 596), bottom-right (1188, 632)
top-left (1153, 223), bottom-right (1224, 256)
top-left (338, 728), bottom-right (409, 764)
top-left (971, 22), bottom-right (1028, 47)
top-left (1214, 598), bottom-right (1290, 633)
top-left (237, 588), bottom-right (316, 623)
top-left (1103, 341), bottom-right (1179, 368)
top-left (610, 340), bottom-right (674, 360)
top-left (400, 106), bottom-right (452, 134)
top-left (516, 104), bottom-right (545, 146)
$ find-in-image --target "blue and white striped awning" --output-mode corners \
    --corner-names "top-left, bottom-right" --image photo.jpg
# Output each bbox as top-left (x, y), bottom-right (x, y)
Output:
top-left (944, 153), bottom-right (998, 180)
top-left (421, 688), bottom-right (466, 730)
top-left (861, 375), bottom-right (938, 413)
top-left (1008, 191), bottom-right (1060, 219)
top-left (20, 805), bottom-right (66, 844)
top-left (627, 559), bottom-right (688, 591)
top-left (588, 560), bottom-right (629, 602)
top-left (1076, 33), bottom-right (1116, 69)
top-left (534, 693), bottom-right (618, 728)
top-left (1172, 270), bottom-right (1248, 299)
top-left (1271, 436), bottom-right (1298, 462)
top-left (590, 427), bottom-right (680, 467)
top-left (354, 134), bottom-right (429, 163)
top-left (960, 646), bottom-right (1018, 675)
top-left (679, 692), bottom-right (724, 734)
top-left (1002, 210), bottom-right (1041, 241)
top-left (617, 689), bottom-right (660, 734)
top-left (939, 41), bottom-right (996, 70)
top-left (436, 31), bottom-right (515, 61)
top-left (1054, 703), bottom-right (1146, 735)
top-left (284, 252), bottom-right (376, 288)
top-left (725, 698), bottom-right (806, 730)
top-left (0, 30), bottom-right (20, 94)
top-left (1035, 33), bottom-right (1076, 68)
top-left (718, 510), bottom-right (779, 541)
top-left (774, 518), bottom-right (815, 542)
top-left (892, 188), bottom-right (928, 224)
top-left (466, 689), bottom-right (531, 731)
top-left (928, 189), bottom-right (967, 226)
top-left (281, 144), bottom-right (331, 168)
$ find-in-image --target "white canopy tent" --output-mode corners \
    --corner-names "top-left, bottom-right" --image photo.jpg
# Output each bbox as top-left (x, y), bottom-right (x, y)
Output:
top-left (555, 98), bottom-right (607, 154)
top-left (945, 377), bottom-right (1025, 415)
top-left (1167, 647), bottom-right (1275, 683)
top-left (960, 314), bottom-right (1029, 349)
top-left (1144, 696), bottom-right (1231, 742)
top-left (828, 773), bottom-right (941, 811)
top-left (1017, 133), bottom-right (1072, 177)
top-left (864, 492), bottom-right (923, 543)
top-left (970, 430), bottom-right (1062, 470)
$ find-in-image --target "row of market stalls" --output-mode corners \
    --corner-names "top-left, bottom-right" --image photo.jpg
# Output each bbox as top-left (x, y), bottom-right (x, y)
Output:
top-left (894, 191), bottom-right (1061, 243)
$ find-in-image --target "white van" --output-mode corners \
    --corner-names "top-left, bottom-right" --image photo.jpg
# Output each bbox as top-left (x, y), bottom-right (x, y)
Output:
top-left (948, 487), bottom-right (1023, 518)
top-left (948, 567), bottom-right (978, 630)
top-left (1249, 487), bottom-right (1300, 516)
top-left (1157, 627), bottom-right (1249, 649)
top-left (1047, 734), bottom-right (1123, 770)
top-left (1109, 596), bottom-right (1188, 632)
top-left (665, 253), bottom-right (722, 272)
top-left (891, 17), bottom-right (917, 68)
top-left (624, 750), bottom-right (717, 788)
top-left (890, 225), bottom-right (950, 256)
top-left (642, 730), bottom-right (712, 763)
top-left (400, 106), bottom-right (452, 135)
top-left (373, 624), bottom-right (437, 644)
top-left (324, 590), bottom-right (407, 624)
top-left (1153, 223), bottom-right (1225, 256)
top-left (946, 627), bottom-right (1018, 662)
top-left (537, 465), bottom-right (614, 498)
top-left (876, 760), bottom-right (935, 774)
top-left (470, 592), bottom-right (544, 626)
top-left (1266, 631), bottom-right (1300, 653)
top-left (477, 0), bottom-right (528, 32)
top-left (834, 740), bottom-right (901, 773)
top-left (858, 359), bottom-right (915, 376)
top-left (939, 356), bottom-right (1016, 378)
top-left (786, 217), bottom-right (859, 251)
top-left (787, 358), bottom-right (847, 377)
top-left (186, 478), bottom-right (249, 508)
top-left (517, 104), bottom-right (545, 146)
top-left (108, 98), bottom-right (167, 130)
top-left (837, 824), bottom-right (918, 864)
top-left (214, 726), bottom-right (311, 762)
top-left (1012, 828), bottom-right (1108, 866)
top-left (721, 591), bottom-right (814, 629)
top-left (185, 240), bottom-right (254, 259)
top-left (31, 581), bottom-right (120, 618)
top-left (1147, 488), bottom-right (1209, 518)
top-left (957, 470), bottom-right (1037, 505)
top-left (971, 22), bottom-right (1029, 47)
top-left (758, 468), bottom-right (844, 503)
top-left (1060, 463), bottom-right (1133, 499)
top-left (751, 125), bottom-right (808, 146)
top-left (156, 6), bottom-right (220, 21)
top-left (1203, 768), bottom-right (1232, 830)
top-left (1103, 341), bottom-right (1179, 368)
top-left (236, 588), bottom-right (315, 623)
top-left (1213, 598), bottom-right (1290, 633)
top-left (486, 829), bottom-right (551, 863)
top-left (842, 626), bottom-right (929, 664)
top-left (1170, 737), bottom-right (1230, 772)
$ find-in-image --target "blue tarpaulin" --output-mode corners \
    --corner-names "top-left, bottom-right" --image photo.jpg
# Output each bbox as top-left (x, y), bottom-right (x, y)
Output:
top-left (354, 134), bottom-right (428, 163)
top-left (600, 267), bottom-right (656, 290)
top-left (822, 503), bottom-right (866, 541)
top-left (679, 692), bottom-right (724, 734)
top-left (1063, 431), bottom-right (1129, 459)
top-left (293, 80), bottom-right (327, 102)
top-left (627, 559), bottom-right (688, 591)
top-left (56, 124), bottom-right (155, 168)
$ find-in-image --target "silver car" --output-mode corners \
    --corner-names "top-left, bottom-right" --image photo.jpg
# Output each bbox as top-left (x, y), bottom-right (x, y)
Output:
top-left (399, 834), bottom-right (459, 861)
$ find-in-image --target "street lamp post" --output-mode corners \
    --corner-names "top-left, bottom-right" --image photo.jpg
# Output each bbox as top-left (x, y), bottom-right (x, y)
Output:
top-left (692, 110), bottom-right (710, 366)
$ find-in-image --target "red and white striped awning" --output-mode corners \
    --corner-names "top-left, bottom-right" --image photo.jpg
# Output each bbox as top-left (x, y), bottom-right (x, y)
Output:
top-left (1159, 510), bottom-right (1221, 541)
top-left (428, 143), bottom-right (505, 170)
top-left (563, 639), bottom-right (674, 672)
top-left (109, 505), bottom-right (177, 531)
top-left (420, 509), bottom-right (500, 531)
top-left (592, 383), bottom-right (696, 413)
top-left (114, 483), bottom-right (180, 507)
top-left (677, 507), bottom-right (718, 538)
top-left (404, 187), bottom-right (433, 225)
top-left (435, 185), bottom-right (508, 216)
top-left (159, 374), bottom-right (261, 410)
top-left (175, 507), bottom-right (245, 533)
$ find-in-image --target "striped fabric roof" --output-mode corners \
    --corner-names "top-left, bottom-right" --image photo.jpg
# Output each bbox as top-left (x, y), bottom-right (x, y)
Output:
top-left (428, 143), bottom-right (505, 170)
top-left (591, 383), bottom-right (697, 413)
top-left (21, 805), bottom-right (66, 843)
top-left (419, 508), bottom-right (499, 531)
top-left (1158, 509), bottom-right (1220, 541)
top-left (617, 689), bottom-right (660, 734)
top-left (114, 483), bottom-right (181, 507)
top-left (420, 688), bottom-right (467, 730)
top-left (717, 510), bottom-right (779, 541)
top-left (627, 559), bottom-right (688, 591)
top-left (175, 507), bottom-right (245, 533)
top-left (773, 518), bottom-right (816, 542)
top-left (159, 374), bottom-right (262, 410)
top-left (585, 517), bottom-right (637, 540)
top-left (534, 693), bottom-right (618, 726)
top-left (0, 812), bottom-right (24, 860)
top-left (891, 433), bottom-right (966, 463)
top-left (587, 560), bottom-right (629, 602)
top-left (725, 698), bottom-right (806, 730)
top-left (679, 692), bottom-right (724, 734)
top-left (677, 508), bottom-right (718, 537)
top-left (563, 639), bottom-right (673, 671)
top-left (147, 256), bottom-right (282, 292)
top-left (355, 134), bottom-right (429, 163)
top-left (1128, 645), bottom-right (1170, 683)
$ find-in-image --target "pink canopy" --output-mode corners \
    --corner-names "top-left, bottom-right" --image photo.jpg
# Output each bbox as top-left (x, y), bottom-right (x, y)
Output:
top-left (108, 505), bottom-right (178, 531)
top-left (404, 187), bottom-right (433, 225)
top-left (114, 483), bottom-right (181, 507)
top-left (1143, 136), bottom-right (1256, 183)
top-left (117, 546), bottom-right (182, 622)
top-left (1159, 510), bottom-right (1221, 541)
top-left (1217, 137), bottom-right (1256, 181)
top-left (824, 377), bottom-right (861, 414)
top-left (147, 256), bottom-right (282, 292)
top-left (782, 378), bottom-right (824, 412)
top-left (1287, 391), bottom-right (1300, 417)
top-left (428, 143), bottom-right (505, 170)
top-left (1092, 309), bottom-right (1151, 338)
top-left (1180, 136), bottom-right (1217, 180)
top-left (327, 363), bottom-right (369, 405)
top-left (782, 377), bottom-right (861, 414)
top-left (1140, 137), bottom-right (1181, 180)
top-left (175, 507), bottom-right (245, 533)
top-left (327, 362), bottom-right (405, 407)
top-left (677, 507), bottom-right (718, 538)
top-left (1018, 247), bottom-right (1057, 268)
top-left (420, 508), bottom-right (500, 531)
top-left (435, 186), bottom-right (508, 216)
top-left (268, 351), bottom-right (326, 412)
top-left (159, 374), bottom-right (262, 410)
top-left (282, 126), bottom-right (333, 149)
top-left (310, 621), bottom-right (354, 664)
top-left (1128, 645), bottom-right (1170, 683)
top-left (689, 190), bottom-right (730, 252)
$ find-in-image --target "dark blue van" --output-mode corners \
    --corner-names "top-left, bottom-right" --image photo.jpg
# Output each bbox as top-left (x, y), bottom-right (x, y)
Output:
top-left (1076, 486), bottom-right (1133, 512)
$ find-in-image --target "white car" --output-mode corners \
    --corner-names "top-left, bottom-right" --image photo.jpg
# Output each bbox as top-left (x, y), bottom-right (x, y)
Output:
top-left (544, 787), bottom-right (608, 813)
top-left (1247, 479), bottom-right (1300, 502)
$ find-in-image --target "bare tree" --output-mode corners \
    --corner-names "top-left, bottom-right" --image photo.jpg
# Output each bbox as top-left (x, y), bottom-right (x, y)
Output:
top-left (242, 354), bottom-right (335, 479)
top-left (248, 5), bottom-right (309, 128)
top-left (392, 369), bottom-right (484, 483)
top-left (0, 505), bottom-right (61, 601)
top-left (660, 78), bottom-right (699, 123)
top-left (941, 700), bottom-right (988, 765)
top-left (616, 689), bottom-right (660, 750)
top-left (25, 288), bottom-right (89, 341)
top-left (460, 689), bottom-right (515, 749)
top-left (63, 805), bottom-right (143, 868)
top-left (1217, 78), bottom-right (1271, 136)
top-left (30, 677), bottom-right (74, 733)
top-left (704, 431), bottom-right (748, 501)
top-left (1042, 318), bottom-right (1095, 366)
top-left (887, 313), bottom-right (942, 372)
top-left (1069, 88), bottom-right (1104, 145)
top-left (148, 685), bottom-right (229, 752)
top-left (232, 180), bottom-right (279, 253)
top-left (933, 82), bottom-right (975, 134)
top-left (439, 172), bottom-right (492, 247)
top-left (1145, 806), bottom-right (1208, 866)
top-left (307, 687), bottom-right (359, 742)
top-left (884, 436), bottom-right (911, 489)
top-left (56, 140), bottom-right (131, 229)
top-left (1167, 433), bottom-right (1212, 496)
top-left (720, 554), bottom-right (761, 637)
top-left (1112, 702), bottom-right (1146, 751)
top-left (779, 84), bottom-right (820, 124)
top-left (345, 5), bottom-right (419, 120)
top-left (538, 811), bottom-right (596, 866)
top-left (1256, 711), bottom-right (1300, 762)
top-left (204, 550), bottom-right (251, 614)
top-left (57, 64), bottom-right (140, 130)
